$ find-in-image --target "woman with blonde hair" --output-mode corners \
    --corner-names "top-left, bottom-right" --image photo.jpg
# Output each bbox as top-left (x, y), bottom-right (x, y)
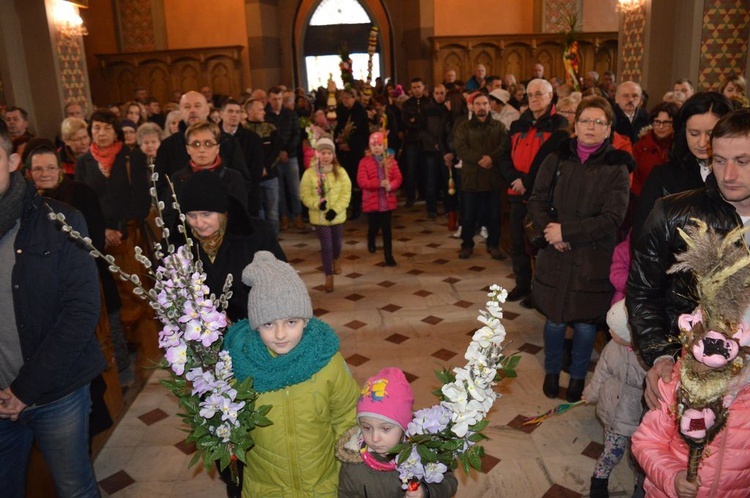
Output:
top-left (59, 117), bottom-right (91, 177)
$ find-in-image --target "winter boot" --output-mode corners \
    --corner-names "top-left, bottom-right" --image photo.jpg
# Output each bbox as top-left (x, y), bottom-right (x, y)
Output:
top-left (324, 275), bottom-right (334, 293)
top-left (333, 259), bottom-right (342, 275)
top-left (280, 215), bottom-right (289, 231)
top-left (293, 214), bottom-right (305, 230)
top-left (590, 476), bottom-right (609, 498)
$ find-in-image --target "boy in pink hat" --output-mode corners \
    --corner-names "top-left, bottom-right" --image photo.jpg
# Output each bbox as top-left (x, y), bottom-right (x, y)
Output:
top-left (357, 131), bottom-right (402, 266)
top-left (336, 368), bottom-right (458, 497)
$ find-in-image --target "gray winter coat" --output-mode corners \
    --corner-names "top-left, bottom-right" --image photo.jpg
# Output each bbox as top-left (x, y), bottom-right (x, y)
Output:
top-left (582, 340), bottom-right (647, 437)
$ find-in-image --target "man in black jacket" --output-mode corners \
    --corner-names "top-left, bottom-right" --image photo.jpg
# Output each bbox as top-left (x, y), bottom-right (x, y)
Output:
top-left (628, 108), bottom-right (750, 410)
top-left (400, 78), bottom-right (431, 207)
top-left (221, 98), bottom-right (264, 216)
top-left (334, 88), bottom-right (369, 219)
top-left (0, 120), bottom-right (105, 497)
top-left (613, 81), bottom-right (649, 144)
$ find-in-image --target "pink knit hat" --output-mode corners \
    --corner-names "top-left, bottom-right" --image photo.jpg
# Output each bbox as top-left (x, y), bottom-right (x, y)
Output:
top-left (369, 131), bottom-right (385, 146)
top-left (357, 368), bottom-right (414, 431)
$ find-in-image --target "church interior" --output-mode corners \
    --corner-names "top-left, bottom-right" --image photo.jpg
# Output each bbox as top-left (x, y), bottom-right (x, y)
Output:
top-left (1, 0), bottom-right (749, 497)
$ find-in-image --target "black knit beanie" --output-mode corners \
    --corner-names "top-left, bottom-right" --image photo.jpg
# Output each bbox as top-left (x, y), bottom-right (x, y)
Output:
top-left (179, 170), bottom-right (229, 214)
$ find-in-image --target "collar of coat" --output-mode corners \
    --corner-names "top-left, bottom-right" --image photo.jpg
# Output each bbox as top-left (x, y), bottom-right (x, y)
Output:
top-left (557, 136), bottom-right (637, 173)
top-left (223, 317), bottom-right (340, 392)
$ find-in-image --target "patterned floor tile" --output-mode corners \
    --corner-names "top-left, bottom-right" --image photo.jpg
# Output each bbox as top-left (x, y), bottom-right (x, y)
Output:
top-left (377, 280), bottom-right (396, 288)
top-left (433, 258), bottom-right (449, 264)
top-left (138, 408), bottom-right (168, 426)
top-left (443, 277), bottom-right (460, 284)
top-left (385, 333), bottom-right (410, 344)
top-left (98, 470), bottom-right (135, 495)
top-left (293, 243), bottom-right (308, 248)
top-left (345, 254), bottom-right (361, 260)
top-left (507, 414), bottom-right (540, 434)
top-left (403, 371), bottom-right (419, 383)
top-left (422, 315), bottom-right (443, 325)
top-left (541, 483), bottom-right (582, 498)
top-left (380, 304), bottom-right (403, 313)
top-left (518, 343), bottom-right (543, 354)
top-left (453, 300), bottom-right (473, 308)
top-left (345, 294), bottom-right (365, 301)
top-left (174, 439), bottom-right (197, 455)
top-left (582, 441), bottom-right (604, 460)
top-left (431, 348), bottom-right (457, 361)
top-left (345, 240), bottom-right (359, 245)
top-left (344, 320), bottom-right (367, 330)
top-left (313, 308), bottom-right (329, 317)
top-left (346, 354), bottom-right (370, 366)
top-left (503, 310), bottom-right (520, 320)
top-left (414, 290), bottom-right (433, 297)
top-left (402, 252), bottom-right (418, 257)
top-left (481, 454), bottom-right (501, 473)
top-left (397, 237), bottom-right (412, 242)
top-left (407, 269), bottom-right (424, 275)
top-left (345, 272), bottom-right (363, 279)
top-left (425, 242), bottom-right (441, 248)
top-left (288, 257), bottom-right (305, 265)
top-left (468, 266), bottom-right (486, 272)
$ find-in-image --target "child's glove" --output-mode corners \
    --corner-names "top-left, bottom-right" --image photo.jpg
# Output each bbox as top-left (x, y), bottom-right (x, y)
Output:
top-left (325, 209), bottom-right (337, 221)
top-left (319, 200), bottom-right (327, 211)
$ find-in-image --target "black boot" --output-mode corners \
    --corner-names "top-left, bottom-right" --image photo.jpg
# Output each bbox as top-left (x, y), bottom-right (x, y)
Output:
top-left (543, 373), bottom-right (559, 399)
top-left (368, 237), bottom-right (376, 253)
top-left (384, 250), bottom-right (397, 267)
top-left (590, 476), bottom-right (609, 498)
top-left (566, 378), bottom-right (585, 402)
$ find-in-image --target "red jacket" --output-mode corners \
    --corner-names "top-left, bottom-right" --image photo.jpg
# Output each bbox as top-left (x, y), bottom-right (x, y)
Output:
top-left (631, 130), bottom-right (672, 196)
top-left (357, 154), bottom-right (403, 213)
top-left (632, 360), bottom-right (750, 497)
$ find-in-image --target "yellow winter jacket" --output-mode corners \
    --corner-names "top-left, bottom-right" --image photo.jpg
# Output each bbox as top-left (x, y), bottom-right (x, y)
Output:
top-left (300, 165), bottom-right (352, 226)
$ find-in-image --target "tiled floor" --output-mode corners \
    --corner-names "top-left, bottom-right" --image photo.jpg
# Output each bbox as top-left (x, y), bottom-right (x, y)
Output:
top-left (94, 204), bottom-right (637, 497)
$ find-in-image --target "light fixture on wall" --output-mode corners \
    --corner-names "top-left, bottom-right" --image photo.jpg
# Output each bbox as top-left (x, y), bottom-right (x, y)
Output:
top-left (616, 0), bottom-right (643, 14)
top-left (53, 0), bottom-right (88, 39)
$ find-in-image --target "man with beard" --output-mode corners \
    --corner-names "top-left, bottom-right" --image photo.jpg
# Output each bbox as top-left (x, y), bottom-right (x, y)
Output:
top-left (334, 88), bottom-right (369, 219)
top-left (453, 93), bottom-right (506, 260)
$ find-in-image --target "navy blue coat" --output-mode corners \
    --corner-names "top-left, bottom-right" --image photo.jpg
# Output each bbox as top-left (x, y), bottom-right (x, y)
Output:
top-left (10, 179), bottom-right (105, 406)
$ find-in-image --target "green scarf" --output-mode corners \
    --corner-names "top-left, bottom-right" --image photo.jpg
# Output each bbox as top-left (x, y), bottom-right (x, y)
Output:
top-left (223, 317), bottom-right (340, 393)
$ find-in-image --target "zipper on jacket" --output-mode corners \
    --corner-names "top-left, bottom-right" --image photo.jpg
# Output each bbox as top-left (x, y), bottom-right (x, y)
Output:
top-left (285, 389), bottom-right (302, 495)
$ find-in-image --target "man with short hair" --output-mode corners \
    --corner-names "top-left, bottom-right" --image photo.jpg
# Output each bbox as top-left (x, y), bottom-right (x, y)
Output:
top-left (628, 108), bottom-right (750, 410)
top-left (154, 91), bottom-right (249, 197)
top-left (673, 78), bottom-right (695, 99)
top-left (221, 99), bottom-right (264, 216)
top-left (601, 71), bottom-right (616, 99)
top-left (134, 87), bottom-right (148, 104)
top-left (64, 102), bottom-right (85, 120)
top-left (454, 94), bottom-right (506, 260)
top-left (401, 78), bottom-right (432, 208)
top-left (613, 81), bottom-right (649, 144)
top-left (250, 89), bottom-right (268, 107)
top-left (583, 71), bottom-right (599, 91)
top-left (465, 64), bottom-right (487, 91)
top-left (245, 98), bottom-right (281, 233)
top-left (443, 68), bottom-right (458, 90)
top-left (498, 78), bottom-right (568, 306)
top-left (144, 97), bottom-right (165, 129)
top-left (532, 63), bottom-right (545, 80)
top-left (420, 84), bottom-right (450, 219)
top-left (265, 86), bottom-right (303, 230)
top-left (0, 119), bottom-right (105, 497)
top-left (488, 88), bottom-right (521, 131)
top-left (486, 75), bottom-right (503, 91)
top-left (4, 107), bottom-right (33, 155)
top-left (335, 88), bottom-right (370, 219)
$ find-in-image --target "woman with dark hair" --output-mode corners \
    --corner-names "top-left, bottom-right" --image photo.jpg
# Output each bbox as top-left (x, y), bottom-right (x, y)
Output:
top-left (631, 102), bottom-right (680, 197)
top-left (527, 96), bottom-right (632, 402)
top-left (631, 92), bottom-right (733, 242)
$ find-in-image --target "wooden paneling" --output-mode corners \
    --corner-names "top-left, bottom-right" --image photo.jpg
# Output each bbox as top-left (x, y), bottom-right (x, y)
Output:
top-left (95, 46), bottom-right (245, 105)
top-left (431, 32), bottom-right (618, 85)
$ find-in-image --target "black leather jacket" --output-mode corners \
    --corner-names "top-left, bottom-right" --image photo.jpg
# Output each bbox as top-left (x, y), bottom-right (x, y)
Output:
top-left (626, 174), bottom-right (742, 367)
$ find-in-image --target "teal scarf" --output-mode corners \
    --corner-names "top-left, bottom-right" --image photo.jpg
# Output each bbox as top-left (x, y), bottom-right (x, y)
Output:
top-left (223, 317), bottom-right (340, 392)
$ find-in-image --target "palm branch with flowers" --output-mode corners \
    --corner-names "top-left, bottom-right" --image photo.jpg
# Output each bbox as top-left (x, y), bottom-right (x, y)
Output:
top-left (390, 285), bottom-right (520, 489)
top-left (46, 168), bottom-right (272, 483)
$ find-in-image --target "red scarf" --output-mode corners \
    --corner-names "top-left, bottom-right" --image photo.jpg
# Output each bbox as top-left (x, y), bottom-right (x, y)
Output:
top-left (90, 141), bottom-right (123, 177)
top-left (190, 155), bottom-right (222, 172)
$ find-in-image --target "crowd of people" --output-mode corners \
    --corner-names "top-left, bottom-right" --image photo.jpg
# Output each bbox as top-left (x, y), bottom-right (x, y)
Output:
top-left (2, 63), bottom-right (750, 498)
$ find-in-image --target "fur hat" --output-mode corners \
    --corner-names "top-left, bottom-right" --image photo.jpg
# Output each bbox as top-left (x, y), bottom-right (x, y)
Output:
top-left (241, 251), bottom-right (313, 330)
top-left (316, 134), bottom-right (335, 154)
top-left (606, 299), bottom-right (631, 343)
top-left (357, 367), bottom-right (414, 431)
top-left (179, 170), bottom-right (229, 214)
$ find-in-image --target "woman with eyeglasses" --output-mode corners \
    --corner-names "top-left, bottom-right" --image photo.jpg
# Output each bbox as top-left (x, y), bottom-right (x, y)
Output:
top-left (169, 120), bottom-right (249, 218)
top-left (631, 92), bottom-right (733, 242)
top-left (527, 96), bottom-right (633, 403)
top-left (631, 102), bottom-right (679, 198)
top-left (59, 117), bottom-right (91, 178)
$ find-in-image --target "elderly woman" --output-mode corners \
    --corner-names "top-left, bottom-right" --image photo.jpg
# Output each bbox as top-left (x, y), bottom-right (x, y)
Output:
top-left (164, 109), bottom-right (182, 137)
top-left (527, 96), bottom-right (632, 402)
top-left (631, 102), bottom-right (679, 197)
top-left (59, 117), bottom-right (91, 177)
top-left (136, 122), bottom-right (163, 164)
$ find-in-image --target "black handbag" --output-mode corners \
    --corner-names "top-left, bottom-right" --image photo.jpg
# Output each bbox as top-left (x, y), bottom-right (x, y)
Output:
top-left (524, 157), bottom-right (560, 249)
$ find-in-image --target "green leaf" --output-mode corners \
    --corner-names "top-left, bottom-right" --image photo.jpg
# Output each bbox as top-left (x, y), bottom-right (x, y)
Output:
top-left (468, 432), bottom-right (487, 443)
top-left (470, 420), bottom-right (489, 432)
top-left (459, 452), bottom-right (470, 475)
top-left (417, 444), bottom-right (438, 463)
top-left (469, 451), bottom-right (482, 471)
top-left (397, 447), bottom-right (413, 464)
top-left (503, 354), bottom-right (521, 369)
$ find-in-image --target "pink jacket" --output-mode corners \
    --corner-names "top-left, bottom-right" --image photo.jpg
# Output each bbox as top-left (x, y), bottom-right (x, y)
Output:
top-left (609, 233), bottom-right (631, 305)
top-left (632, 361), bottom-right (750, 497)
top-left (357, 155), bottom-right (402, 213)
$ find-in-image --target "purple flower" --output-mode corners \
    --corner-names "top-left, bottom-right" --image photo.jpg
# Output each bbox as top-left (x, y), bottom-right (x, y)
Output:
top-left (199, 393), bottom-right (223, 419)
top-left (423, 462), bottom-right (448, 483)
top-left (186, 368), bottom-right (216, 396)
top-left (183, 319), bottom-right (202, 342)
top-left (220, 397), bottom-right (246, 425)
top-left (397, 446), bottom-right (425, 489)
top-left (407, 404), bottom-right (452, 436)
top-left (158, 324), bottom-right (181, 348)
top-left (165, 342), bottom-right (188, 375)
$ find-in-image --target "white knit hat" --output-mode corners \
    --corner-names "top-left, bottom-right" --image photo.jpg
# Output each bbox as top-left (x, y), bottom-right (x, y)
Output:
top-left (606, 299), bottom-right (631, 343)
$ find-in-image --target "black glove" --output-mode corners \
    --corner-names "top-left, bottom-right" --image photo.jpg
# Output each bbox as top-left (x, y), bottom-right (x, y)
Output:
top-left (319, 199), bottom-right (327, 211)
top-left (325, 209), bottom-right (337, 221)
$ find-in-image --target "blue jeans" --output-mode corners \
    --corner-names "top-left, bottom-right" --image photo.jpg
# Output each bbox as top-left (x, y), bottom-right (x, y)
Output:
top-left (277, 156), bottom-right (301, 218)
top-left (0, 385), bottom-right (99, 498)
top-left (258, 177), bottom-right (280, 234)
top-left (544, 320), bottom-right (597, 379)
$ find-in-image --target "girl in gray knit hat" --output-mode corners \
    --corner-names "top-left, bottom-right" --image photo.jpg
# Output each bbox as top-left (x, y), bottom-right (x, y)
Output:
top-left (222, 251), bottom-right (359, 497)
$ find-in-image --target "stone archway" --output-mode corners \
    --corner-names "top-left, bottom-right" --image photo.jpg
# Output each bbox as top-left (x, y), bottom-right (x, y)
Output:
top-left (292, 0), bottom-right (394, 90)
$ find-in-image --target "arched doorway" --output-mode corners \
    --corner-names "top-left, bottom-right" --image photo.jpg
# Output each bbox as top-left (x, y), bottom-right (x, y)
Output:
top-left (293, 0), bottom-right (394, 91)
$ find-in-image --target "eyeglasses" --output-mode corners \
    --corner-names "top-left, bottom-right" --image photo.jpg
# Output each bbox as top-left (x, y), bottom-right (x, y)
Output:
top-left (653, 120), bottom-right (673, 127)
top-left (188, 140), bottom-right (219, 149)
top-left (577, 118), bottom-right (610, 128)
top-left (528, 92), bottom-right (548, 100)
top-left (30, 165), bottom-right (60, 174)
